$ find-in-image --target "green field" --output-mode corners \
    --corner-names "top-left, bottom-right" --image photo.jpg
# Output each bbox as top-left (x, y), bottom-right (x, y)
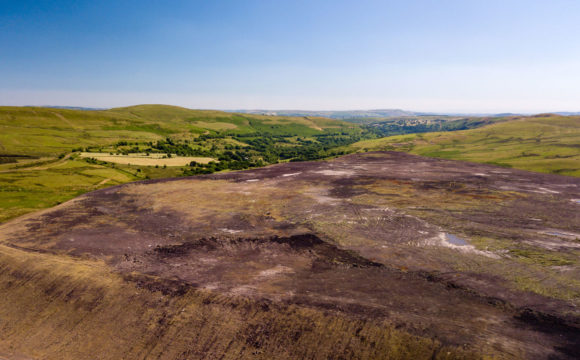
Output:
top-left (0, 156), bottom-right (149, 222)
top-left (348, 114), bottom-right (580, 176)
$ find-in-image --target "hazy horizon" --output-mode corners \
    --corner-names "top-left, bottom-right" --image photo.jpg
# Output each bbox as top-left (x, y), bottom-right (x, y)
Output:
top-left (2, 1), bottom-right (580, 113)
top-left (2, 99), bottom-right (577, 116)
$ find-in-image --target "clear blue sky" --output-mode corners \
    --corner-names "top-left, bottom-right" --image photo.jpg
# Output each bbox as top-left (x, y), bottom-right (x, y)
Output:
top-left (1, 0), bottom-right (579, 112)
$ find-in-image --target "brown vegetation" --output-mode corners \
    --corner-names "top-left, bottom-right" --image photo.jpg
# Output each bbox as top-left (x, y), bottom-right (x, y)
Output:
top-left (0, 152), bottom-right (579, 359)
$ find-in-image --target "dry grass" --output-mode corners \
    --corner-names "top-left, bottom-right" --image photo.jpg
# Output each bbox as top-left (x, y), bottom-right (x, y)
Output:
top-left (80, 152), bottom-right (216, 166)
top-left (0, 243), bottom-right (471, 359)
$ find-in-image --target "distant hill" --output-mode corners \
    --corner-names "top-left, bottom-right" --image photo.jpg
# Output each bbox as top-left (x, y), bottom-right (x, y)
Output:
top-left (33, 105), bottom-right (107, 111)
top-left (235, 109), bottom-right (419, 119)
top-left (555, 111), bottom-right (580, 116)
top-left (348, 114), bottom-right (580, 176)
top-left (233, 109), bottom-right (531, 120)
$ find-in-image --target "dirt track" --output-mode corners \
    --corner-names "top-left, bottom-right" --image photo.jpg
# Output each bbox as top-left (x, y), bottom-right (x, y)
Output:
top-left (0, 152), bottom-right (579, 359)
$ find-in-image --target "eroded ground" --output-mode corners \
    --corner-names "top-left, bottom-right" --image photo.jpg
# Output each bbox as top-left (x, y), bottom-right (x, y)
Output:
top-left (1, 152), bottom-right (579, 359)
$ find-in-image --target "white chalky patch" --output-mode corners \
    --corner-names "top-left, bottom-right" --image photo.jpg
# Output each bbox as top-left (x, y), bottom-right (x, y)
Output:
top-left (315, 169), bottom-right (354, 176)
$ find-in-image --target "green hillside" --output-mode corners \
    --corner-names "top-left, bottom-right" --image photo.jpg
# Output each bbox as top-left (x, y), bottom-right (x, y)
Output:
top-left (0, 105), bottom-right (364, 222)
top-left (348, 114), bottom-right (580, 176)
top-left (0, 104), bottom-right (354, 156)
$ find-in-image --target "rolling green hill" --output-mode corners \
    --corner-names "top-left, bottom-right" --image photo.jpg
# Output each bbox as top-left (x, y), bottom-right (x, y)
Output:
top-left (0, 104), bottom-right (355, 156)
top-left (0, 105), bottom-right (364, 222)
top-left (348, 114), bottom-right (580, 176)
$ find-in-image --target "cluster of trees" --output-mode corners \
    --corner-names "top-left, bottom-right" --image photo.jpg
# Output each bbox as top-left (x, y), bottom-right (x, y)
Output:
top-left (236, 132), bottom-right (364, 162)
top-left (0, 154), bottom-right (36, 164)
top-left (183, 157), bottom-right (265, 176)
top-left (147, 139), bottom-right (214, 157)
top-left (82, 157), bottom-right (110, 166)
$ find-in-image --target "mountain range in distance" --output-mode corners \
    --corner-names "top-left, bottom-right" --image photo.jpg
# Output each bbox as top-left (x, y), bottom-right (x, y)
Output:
top-left (22, 105), bottom-right (580, 118)
top-left (217, 109), bottom-right (580, 119)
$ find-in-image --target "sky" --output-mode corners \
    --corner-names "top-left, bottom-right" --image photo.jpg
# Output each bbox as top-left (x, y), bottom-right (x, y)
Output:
top-left (1, 0), bottom-right (579, 113)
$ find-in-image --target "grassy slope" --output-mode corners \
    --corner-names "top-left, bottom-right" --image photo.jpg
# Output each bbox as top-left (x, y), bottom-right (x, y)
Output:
top-left (0, 105), bottom-right (356, 223)
top-left (349, 114), bottom-right (580, 176)
top-left (0, 104), bottom-right (349, 156)
top-left (0, 242), bottom-right (471, 359)
top-left (0, 158), bottom-right (146, 222)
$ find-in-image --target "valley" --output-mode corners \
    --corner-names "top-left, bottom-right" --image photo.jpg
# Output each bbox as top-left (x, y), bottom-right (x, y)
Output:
top-left (0, 105), bottom-right (364, 222)
top-left (2, 106), bottom-right (578, 225)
